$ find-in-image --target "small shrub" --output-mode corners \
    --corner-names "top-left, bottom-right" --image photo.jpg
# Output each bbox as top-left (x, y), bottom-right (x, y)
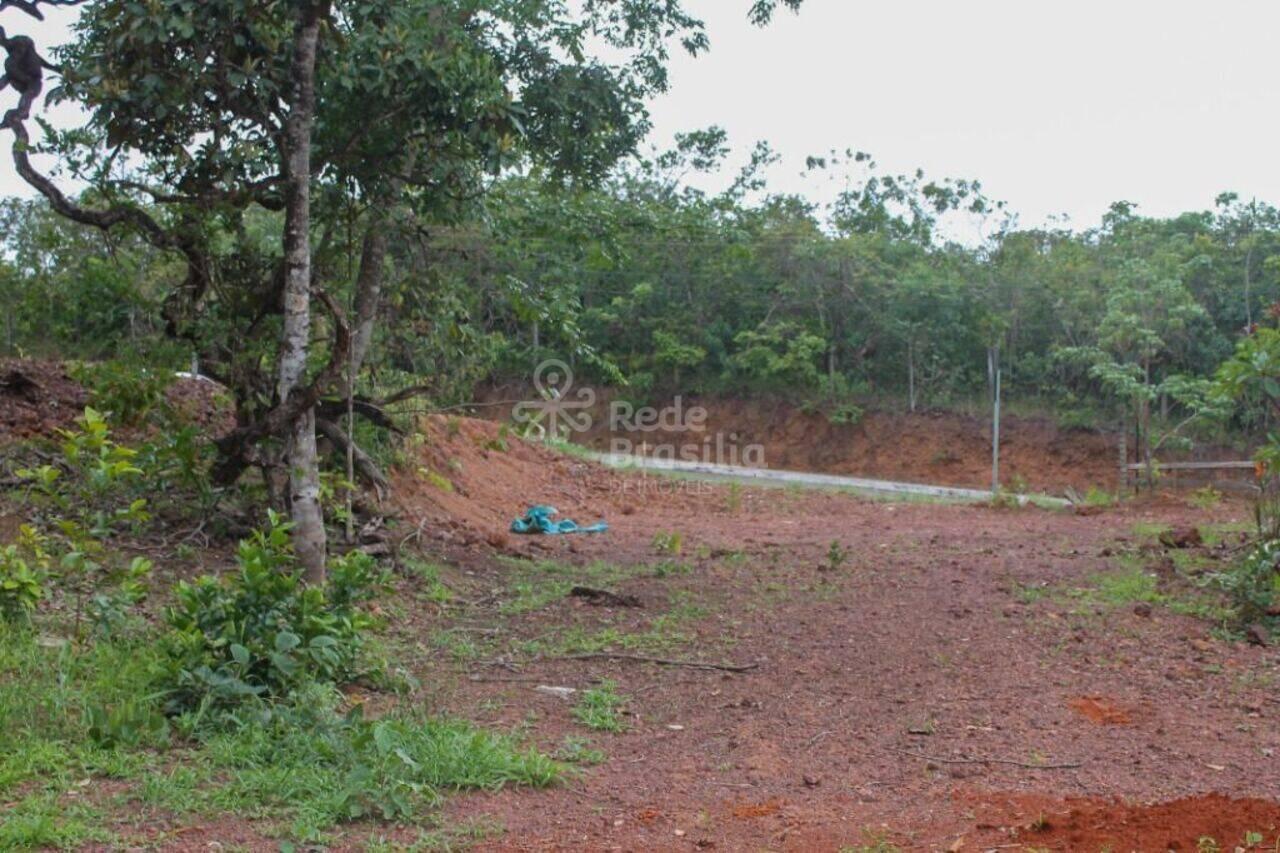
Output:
top-left (19, 408), bottom-right (150, 536)
top-left (1189, 486), bottom-right (1222, 509)
top-left (1208, 539), bottom-right (1280, 626)
top-left (86, 697), bottom-right (170, 748)
top-left (725, 482), bottom-right (742, 513)
top-left (824, 540), bottom-right (850, 572)
top-left (0, 526), bottom-right (49, 623)
top-left (86, 556), bottom-right (153, 639)
top-left (159, 513), bottom-right (381, 714)
top-left (482, 423), bottom-right (511, 453)
top-left (989, 489), bottom-right (1023, 509)
top-left (419, 467), bottom-right (455, 492)
top-left (652, 531), bottom-right (683, 556)
top-left (555, 735), bottom-right (606, 765)
top-left (651, 560), bottom-right (691, 578)
top-left (828, 402), bottom-right (864, 426)
top-left (1083, 486), bottom-right (1116, 508)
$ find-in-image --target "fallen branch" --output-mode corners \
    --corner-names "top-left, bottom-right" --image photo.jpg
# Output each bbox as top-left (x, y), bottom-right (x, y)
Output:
top-left (569, 586), bottom-right (642, 608)
top-left (887, 746), bottom-right (1081, 770)
top-left (552, 652), bottom-right (759, 673)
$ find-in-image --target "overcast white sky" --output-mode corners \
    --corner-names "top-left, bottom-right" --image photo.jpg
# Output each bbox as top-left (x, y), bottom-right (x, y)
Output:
top-left (4, 0), bottom-right (1278, 231)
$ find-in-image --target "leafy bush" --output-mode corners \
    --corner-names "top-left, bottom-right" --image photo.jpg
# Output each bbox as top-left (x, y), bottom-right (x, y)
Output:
top-left (1189, 486), bottom-right (1222, 509)
top-left (651, 530), bottom-right (683, 555)
top-left (85, 556), bottom-right (153, 639)
top-left (18, 408), bottom-right (150, 539)
top-left (0, 526), bottom-right (49, 623)
top-left (1208, 539), bottom-right (1280, 626)
top-left (728, 323), bottom-right (827, 393)
top-left (160, 513), bottom-right (382, 714)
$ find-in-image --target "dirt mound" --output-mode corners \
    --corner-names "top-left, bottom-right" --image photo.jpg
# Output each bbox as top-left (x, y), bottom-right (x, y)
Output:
top-left (972, 792), bottom-right (1280, 849)
top-left (0, 359), bottom-right (234, 444)
top-left (164, 376), bottom-right (236, 437)
top-left (0, 359), bottom-right (88, 442)
top-left (664, 400), bottom-right (1117, 492)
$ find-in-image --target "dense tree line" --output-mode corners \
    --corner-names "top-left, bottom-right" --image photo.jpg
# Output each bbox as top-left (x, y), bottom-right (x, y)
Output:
top-left (5, 139), bottom-right (1280, 442)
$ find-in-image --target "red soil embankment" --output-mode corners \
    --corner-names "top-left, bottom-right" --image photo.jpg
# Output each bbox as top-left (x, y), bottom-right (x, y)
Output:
top-left (578, 398), bottom-right (1120, 492)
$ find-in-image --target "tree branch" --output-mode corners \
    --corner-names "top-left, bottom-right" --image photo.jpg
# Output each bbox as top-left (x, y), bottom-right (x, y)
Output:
top-left (211, 285), bottom-right (351, 484)
top-left (315, 416), bottom-right (389, 498)
top-left (0, 0), bottom-right (87, 21)
top-left (4, 113), bottom-right (175, 250)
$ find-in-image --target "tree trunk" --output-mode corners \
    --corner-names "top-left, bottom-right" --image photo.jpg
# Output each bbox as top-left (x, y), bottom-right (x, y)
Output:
top-left (907, 339), bottom-right (916, 413)
top-left (348, 225), bottom-right (387, 391)
top-left (278, 3), bottom-right (327, 583)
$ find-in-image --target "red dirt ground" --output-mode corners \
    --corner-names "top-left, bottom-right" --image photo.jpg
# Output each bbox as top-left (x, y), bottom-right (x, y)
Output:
top-left (964, 792), bottom-right (1280, 850)
top-left (6, 380), bottom-right (1275, 850)
top-left (0, 359), bottom-right (88, 441)
top-left (375, 417), bottom-right (1280, 852)
top-left (1068, 695), bottom-right (1134, 726)
top-left (0, 358), bottom-right (233, 443)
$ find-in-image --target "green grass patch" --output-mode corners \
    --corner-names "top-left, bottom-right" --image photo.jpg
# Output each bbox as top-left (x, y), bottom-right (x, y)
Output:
top-left (1131, 521), bottom-right (1172, 541)
top-left (1015, 561), bottom-right (1231, 624)
top-left (497, 558), bottom-right (630, 615)
top-left (572, 682), bottom-right (627, 733)
top-left (0, 627), bottom-right (562, 845)
top-left (404, 558), bottom-right (457, 605)
top-left (554, 735), bottom-right (607, 765)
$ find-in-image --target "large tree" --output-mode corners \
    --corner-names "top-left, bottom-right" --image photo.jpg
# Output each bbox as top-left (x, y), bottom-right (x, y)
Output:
top-left (0, 0), bottom-right (800, 579)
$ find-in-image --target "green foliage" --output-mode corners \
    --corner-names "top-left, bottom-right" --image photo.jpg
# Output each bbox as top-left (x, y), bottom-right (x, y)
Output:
top-left (1083, 486), bottom-right (1117, 508)
top-left (828, 402), bottom-right (865, 426)
top-left (0, 526), bottom-right (49, 623)
top-left (729, 323), bottom-right (828, 392)
top-left (8, 411), bottom-right (167, 635)
top-left (181, 686), bottom-right (561, 835)
top-left (0, 628), bottom-right (560, 842)
top-left (422, 468), bottom-right (455, 493)
top-left (651, 530), bottom-right (684, 556)
top-left (824, 540), bottom-right (850, 572)
top-left (572, 682), bottom-right (628, 732)
top-left (1189, 486), bottom-right (1223, 509)
top-left (1207, 539), bottom-right (1280, 626)
top-left (160, 513), bottom-right (381, 714)
top-left (555, 735), bottom-right (607, 765)
top-left (69, 361), bottom-right (174, 428)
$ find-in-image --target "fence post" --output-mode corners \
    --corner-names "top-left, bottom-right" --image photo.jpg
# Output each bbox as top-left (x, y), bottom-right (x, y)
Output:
top-left (1118, 429), bottom-right (1128, 493)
